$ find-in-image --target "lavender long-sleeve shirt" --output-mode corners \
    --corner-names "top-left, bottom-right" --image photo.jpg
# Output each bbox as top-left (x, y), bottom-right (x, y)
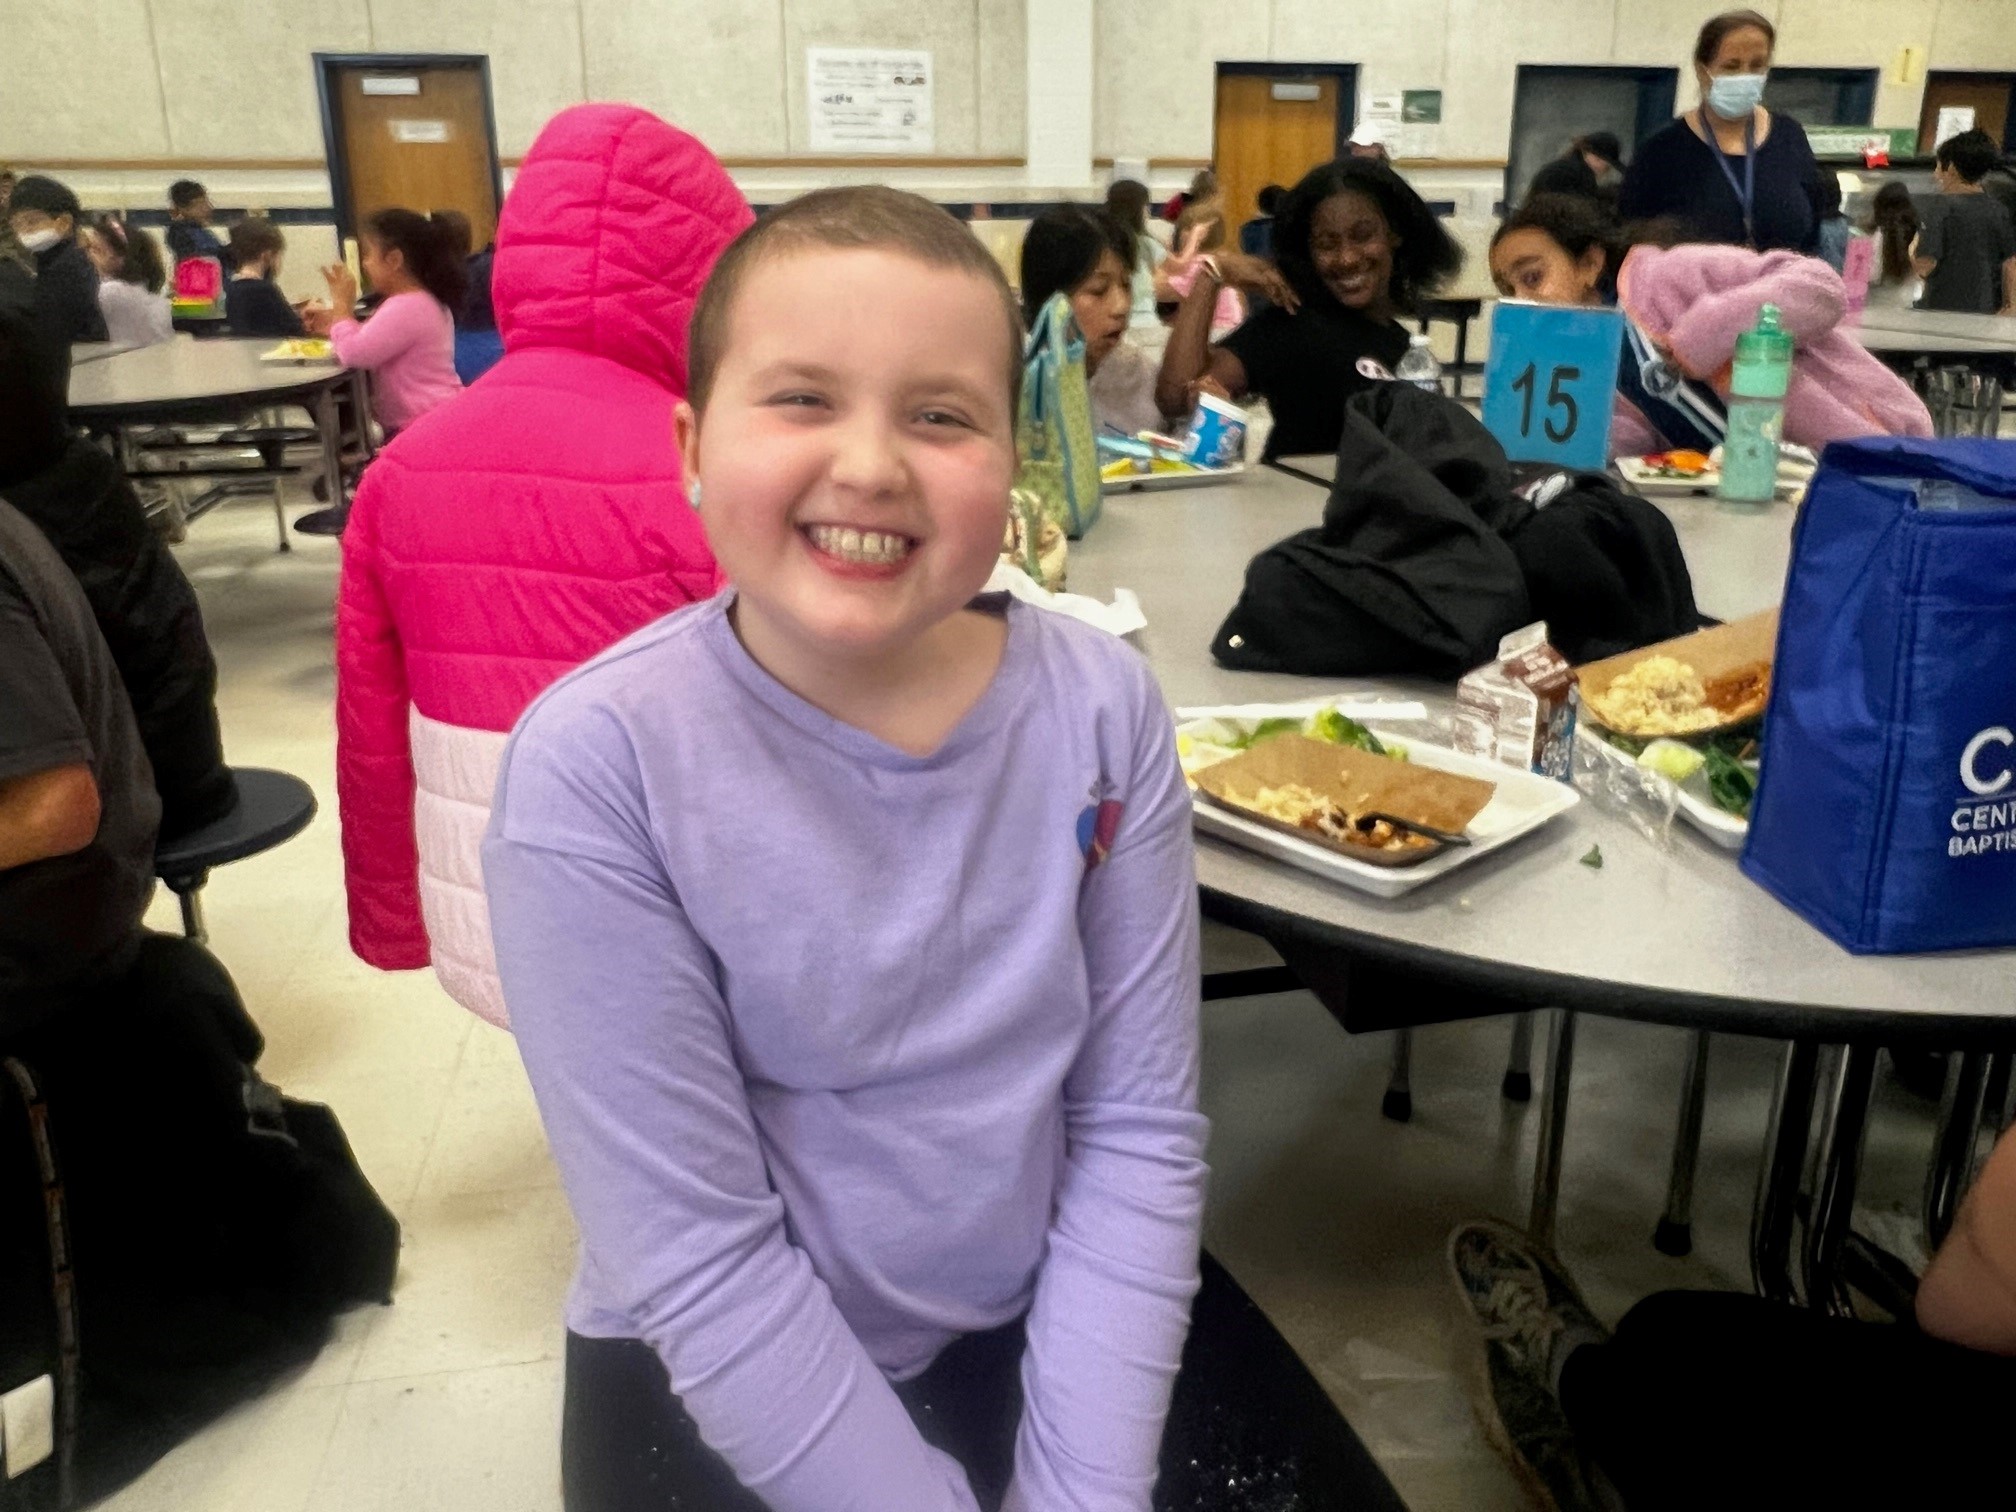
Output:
top-left (482, 593), bottom-right (1208, 1510)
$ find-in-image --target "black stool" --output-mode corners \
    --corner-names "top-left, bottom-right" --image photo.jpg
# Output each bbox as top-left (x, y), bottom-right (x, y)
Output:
top-left (154, 768), bottom-right (318, 943)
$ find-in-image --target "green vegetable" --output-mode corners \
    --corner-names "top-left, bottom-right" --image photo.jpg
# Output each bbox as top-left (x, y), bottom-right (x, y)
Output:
top-left (1303, 707), bottom-right (1388, 756)
top-left (1638, 739), bottom-right (1707, 783)
top-left (1233, 716), bottom-right (1304, 750)
top-left (1580, 845), bottom-right (1604, 869)
top-left (1704, 746), bottom-right (1758, 819)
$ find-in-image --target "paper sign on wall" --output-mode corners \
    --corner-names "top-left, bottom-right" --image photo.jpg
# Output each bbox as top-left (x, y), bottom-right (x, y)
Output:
top-left (808, 48), bottom-right (933, 153)
top-left (1482, 302), bottom-right (1624, 471)
top-left (1400, 90), bottom-right (1443, 160)
top-left (1935, 106), bottom-right (1977, 148)
top-left (360, 76), bottom-right (420, 96)
top-left (390, 119), bottom-right (450, 144)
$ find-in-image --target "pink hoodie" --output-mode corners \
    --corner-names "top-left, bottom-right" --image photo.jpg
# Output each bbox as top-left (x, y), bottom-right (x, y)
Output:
top-left (335, 105), bottom-right (753, 1025)
top-left (1613, 242), bottom-right (1932, 456)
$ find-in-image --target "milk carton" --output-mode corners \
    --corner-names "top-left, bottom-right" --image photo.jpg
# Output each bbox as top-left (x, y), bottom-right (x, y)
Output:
top-left (1451, 623), bottom-right (1577, 780)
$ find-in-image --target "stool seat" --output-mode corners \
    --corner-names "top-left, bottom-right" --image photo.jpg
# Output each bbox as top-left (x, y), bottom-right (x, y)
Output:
top-left (156, 767), bottom-right (318, 885)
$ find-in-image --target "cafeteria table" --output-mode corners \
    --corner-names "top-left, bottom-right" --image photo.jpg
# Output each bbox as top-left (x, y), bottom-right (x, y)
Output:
top-left (66, 336), bottom-right (371, 548)
top-left (1066, 461), bottom-right (2016, 1314)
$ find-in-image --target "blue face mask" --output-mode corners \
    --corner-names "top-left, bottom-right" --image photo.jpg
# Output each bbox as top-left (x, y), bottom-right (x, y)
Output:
top-left (1705, 71), bottom-right (1767, 120)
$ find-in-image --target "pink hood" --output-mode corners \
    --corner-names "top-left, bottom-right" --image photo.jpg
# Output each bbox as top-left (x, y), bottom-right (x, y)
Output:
top-left (335, 104), bottom-right (753, 1020)
top-left (1617, 243), bottom-right (1932, 449)
top-left (494, 104), bottom-right (748, 387)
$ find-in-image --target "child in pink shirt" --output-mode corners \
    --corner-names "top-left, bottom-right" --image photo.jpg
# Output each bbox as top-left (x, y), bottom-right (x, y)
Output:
top-left (300, 209), bottom-right (466, 534)
top-left (308, 208), bottom-right (464, 435)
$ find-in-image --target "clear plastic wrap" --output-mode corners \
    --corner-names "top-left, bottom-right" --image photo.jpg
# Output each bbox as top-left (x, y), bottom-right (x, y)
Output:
top-left (1574, 721), bottom-right (1681, 847)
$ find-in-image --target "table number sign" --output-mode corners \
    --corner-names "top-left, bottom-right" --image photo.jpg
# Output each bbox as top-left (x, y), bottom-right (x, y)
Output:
top-left (1482, 301), bottom-right (1624, 471)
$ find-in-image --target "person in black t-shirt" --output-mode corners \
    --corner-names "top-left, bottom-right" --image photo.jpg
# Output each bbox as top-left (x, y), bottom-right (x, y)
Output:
top-left (0, 488), bottom-right (158, 1026)
top-left (1915, 129), bottom-right (2016, 315)
top-left (223, 217), bottom-right (308, 337)
top-left (1155, 156), bottom-right (1462, 461)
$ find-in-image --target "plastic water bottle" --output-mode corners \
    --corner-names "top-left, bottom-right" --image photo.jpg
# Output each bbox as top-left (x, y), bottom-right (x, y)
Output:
top-left (1719, 303), bottom-right (1793, 504)
top-left (1396, 333), bottom-right (1443, 395)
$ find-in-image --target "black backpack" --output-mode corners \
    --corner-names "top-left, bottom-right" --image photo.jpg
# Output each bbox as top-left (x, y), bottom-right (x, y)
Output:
top-left (0, 933), bottom-right (399, 1509)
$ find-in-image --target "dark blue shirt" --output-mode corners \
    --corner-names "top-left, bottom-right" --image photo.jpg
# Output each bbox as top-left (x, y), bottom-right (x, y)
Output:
top-left (223, 275), bottom-right (303, 338)
top-left (1617, 113), bottom-right (1819, 254)
top-left (165, 220), bottom-right (231, 270)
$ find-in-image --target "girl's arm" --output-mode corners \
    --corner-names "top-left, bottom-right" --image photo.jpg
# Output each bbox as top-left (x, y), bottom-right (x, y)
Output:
top-left (1659, 249), bottom-right (1846, 377)
top-left (1003, 659), bottom-right (1210, 1511)
top-left (329, 291), bottom-right (429, 372)
top-left (484, 718), bottom-right (980, 1512)
top-left (1155, 271), bottom-right (1247, 416)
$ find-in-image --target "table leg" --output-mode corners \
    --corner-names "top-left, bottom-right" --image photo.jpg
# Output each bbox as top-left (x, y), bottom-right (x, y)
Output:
top-left (1528, 1008), bottom-right (1577, 1251)
top-left (1924, 1050), bottom-right (1993, 1253)
top-left (1654, 1029), bottom-right (1713, 1257)
top-left (313, 385), bottom-right (345, 515)
top-left (1751, 1039), bottom-right (1822, 1304)
top-left (350, 372), bottom-right (378, 460)
top-left (1382, 1028), bottom-right (1413, 1122)
top-left (1502, 1011), bottom-right (1534, 1102)
top-left (1801, 1043), bottom-right (1879, 1317)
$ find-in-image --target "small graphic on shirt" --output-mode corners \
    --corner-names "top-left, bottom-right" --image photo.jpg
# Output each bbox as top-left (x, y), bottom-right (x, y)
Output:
top-left (1077, 777), bottom-right (1124, 872)
top-left (1357, 356), bottom-right (1396, 382)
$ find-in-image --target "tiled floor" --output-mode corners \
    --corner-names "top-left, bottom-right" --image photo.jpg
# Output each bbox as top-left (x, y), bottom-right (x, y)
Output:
top-left (101, 490), bottom-right (1944, 1511)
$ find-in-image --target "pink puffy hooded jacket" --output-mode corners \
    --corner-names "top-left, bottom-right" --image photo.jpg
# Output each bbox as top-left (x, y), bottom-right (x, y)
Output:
top-left (1613, 242), bottom-right (1932, 456)
top-left (336, 104), bottom-right (752, 1025)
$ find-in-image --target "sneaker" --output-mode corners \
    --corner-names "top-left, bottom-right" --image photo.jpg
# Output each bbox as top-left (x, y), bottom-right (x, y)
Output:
top-left (293, 506), bottom-right (348, 538)
top-left (1447, 1219), bottom-right (1611, 1512)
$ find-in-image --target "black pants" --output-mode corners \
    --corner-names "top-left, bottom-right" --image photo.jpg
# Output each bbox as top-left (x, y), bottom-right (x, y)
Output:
top-left (1561, 1289), bottom-right (2016, 1511)
top-left (561, 1253), bottom-right (1405, 1512)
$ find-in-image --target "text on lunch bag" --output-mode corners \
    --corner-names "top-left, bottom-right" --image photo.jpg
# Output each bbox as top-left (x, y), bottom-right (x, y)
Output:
top-left (1951, 726), bottom-right (2016, 856)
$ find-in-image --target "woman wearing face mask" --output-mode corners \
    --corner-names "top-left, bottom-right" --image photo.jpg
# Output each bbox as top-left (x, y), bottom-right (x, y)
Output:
top-left (1155, 157), bottom-right (1462, 461)
top-left (1617, 9), bottom-right (1821, 254)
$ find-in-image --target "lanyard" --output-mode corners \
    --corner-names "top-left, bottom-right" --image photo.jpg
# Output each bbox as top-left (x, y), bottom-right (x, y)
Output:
top-left (1703, 109), bottom-right (1758, 247)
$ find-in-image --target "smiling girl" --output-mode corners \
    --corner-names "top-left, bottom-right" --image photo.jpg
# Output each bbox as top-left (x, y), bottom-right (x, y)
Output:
top-left (1155, 157), bottom-right (1463, 460)
top-left (481, 187), bottom-right (1222, 1511)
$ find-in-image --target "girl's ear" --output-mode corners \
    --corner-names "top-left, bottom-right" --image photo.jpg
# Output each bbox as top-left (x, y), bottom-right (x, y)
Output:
top-left (673, 401), bottom-right (701, 504)
top-left (1577, 242), bottom-right (1609, 289)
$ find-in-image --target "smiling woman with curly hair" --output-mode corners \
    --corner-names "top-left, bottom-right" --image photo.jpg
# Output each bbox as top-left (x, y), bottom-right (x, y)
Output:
top-left (1154, 155), bottom-right (1462, 460)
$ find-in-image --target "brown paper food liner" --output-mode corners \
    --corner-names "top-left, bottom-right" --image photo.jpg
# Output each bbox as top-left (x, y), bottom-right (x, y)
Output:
top-left (1574, 609), bottom-right (1778, 738)
top-left (1191, 736), bottom-right (1498, 864)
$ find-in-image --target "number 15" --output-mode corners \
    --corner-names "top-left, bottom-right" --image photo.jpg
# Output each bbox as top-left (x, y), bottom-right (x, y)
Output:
top-left (1510, 363), bottom-right (1581, 443)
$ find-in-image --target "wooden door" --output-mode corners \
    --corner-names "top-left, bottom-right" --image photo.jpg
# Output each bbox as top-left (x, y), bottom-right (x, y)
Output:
top-left (1918, 73), bottom-right (2015, 153)
top-left (330, 61), bottom-right (501, 272)
top-left (1213, 73), bottom-right (1340, 253)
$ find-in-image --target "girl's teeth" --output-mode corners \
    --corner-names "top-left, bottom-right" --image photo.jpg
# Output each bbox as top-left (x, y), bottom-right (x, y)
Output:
top-left (808, 525), bottom-right (911, 564)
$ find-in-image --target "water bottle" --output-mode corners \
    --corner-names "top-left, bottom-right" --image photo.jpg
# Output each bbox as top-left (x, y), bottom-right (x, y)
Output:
top-left (1719, 303), bottom-right (1794, 504)
top-left (1396, 333), bottom-right (1443, 395)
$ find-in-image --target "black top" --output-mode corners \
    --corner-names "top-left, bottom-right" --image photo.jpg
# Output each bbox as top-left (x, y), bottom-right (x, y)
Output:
top-left (2, 439), bottom-right (234, 843)
top-left (30, 240), bottom-right (108, 345)
top-left (165, 219), bottom-right (231, 270)
top-left (1219, 302), bottom-right (1411, 460)
top-left (1916, 193), bottom-right (2016, 315)
top-left (0, 500), bottom-right (157, 1021)
top-left (1617, 113), bottom-right (1819, 253)
top-left (224, 275), bottom-right (304, 338)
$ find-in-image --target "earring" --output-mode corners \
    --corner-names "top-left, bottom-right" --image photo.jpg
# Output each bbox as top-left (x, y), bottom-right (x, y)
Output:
top-left (687, 479), bottom-right (703, 509)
